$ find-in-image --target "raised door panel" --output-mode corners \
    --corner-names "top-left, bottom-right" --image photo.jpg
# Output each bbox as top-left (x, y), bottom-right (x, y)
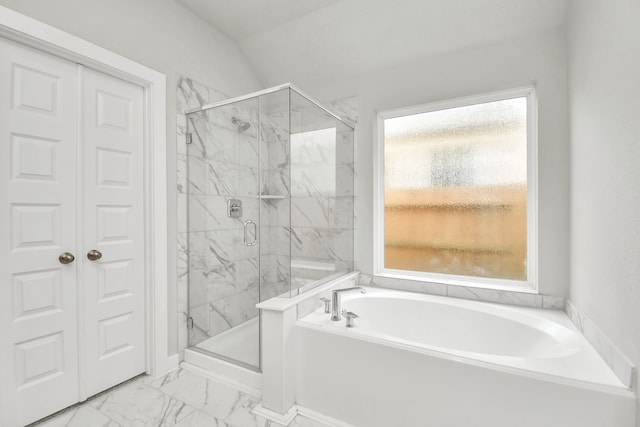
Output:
top-left (80, 68), bottom-right (145, 398)
top-left (0, 38), bottom-right (79, 426)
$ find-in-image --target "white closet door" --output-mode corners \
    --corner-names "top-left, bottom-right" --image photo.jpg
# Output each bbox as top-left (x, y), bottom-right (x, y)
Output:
top-left (0, 39), bottom-right (80, 425)
top-left (80, 68), bottom-right (145, 397)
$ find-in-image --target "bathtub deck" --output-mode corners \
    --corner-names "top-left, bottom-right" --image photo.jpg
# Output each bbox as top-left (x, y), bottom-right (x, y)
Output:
top-left (294, 286), bottom-right (636, 427)
top-left (299, 287), bottom-right (627, 389)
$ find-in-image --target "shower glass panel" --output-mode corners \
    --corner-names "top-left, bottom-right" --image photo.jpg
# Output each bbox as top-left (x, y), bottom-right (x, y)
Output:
top-left (289, 91), bottom-right (355, 296)
top-left (185, 85), bottom-right (354, 371)
top-left (186, 98), bottom-right (261, 370)
top-left (258, 89), bottom-right (291, 301)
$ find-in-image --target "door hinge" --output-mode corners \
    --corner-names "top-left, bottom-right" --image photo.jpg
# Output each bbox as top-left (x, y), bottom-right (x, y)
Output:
top-left (186, 132), bottom-right (192, 144)
top-left (187, 316), bottom-right (194, 329)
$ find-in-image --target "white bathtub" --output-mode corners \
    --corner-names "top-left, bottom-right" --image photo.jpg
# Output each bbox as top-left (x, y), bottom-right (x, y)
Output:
top-left (295, 287), bottom-right (636, 427)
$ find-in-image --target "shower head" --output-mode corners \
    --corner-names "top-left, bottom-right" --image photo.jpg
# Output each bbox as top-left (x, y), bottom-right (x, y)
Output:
top-left (231, 116), bottom-right (251, 133)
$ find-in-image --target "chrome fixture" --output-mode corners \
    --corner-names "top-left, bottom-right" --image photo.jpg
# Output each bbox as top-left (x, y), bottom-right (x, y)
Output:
top-left (320, 297), bottom-right (331, 314)
top-left (227, 198), bottom-right (242, 218)
top-left (343, 310), bottom-right (359, 328)
top-left (186, 83), bottom-right (355, 131)
top-left (231, 116), bottom-right (250, 133)
top-left (87, 249), bottom-right (102, 261)
top-left (331, 287), bottom-right (366, 321)
top-left (58, 252), bottom-right (75, 264)
top-left (243, 220), bottom-right (257, 246)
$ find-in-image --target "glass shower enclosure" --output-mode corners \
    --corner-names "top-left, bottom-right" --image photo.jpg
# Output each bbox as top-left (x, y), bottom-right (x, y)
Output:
top-left (184, 84), bottom-right (354, 371)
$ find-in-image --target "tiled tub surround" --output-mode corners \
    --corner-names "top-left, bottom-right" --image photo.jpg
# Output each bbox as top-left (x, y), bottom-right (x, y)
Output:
top-left (566, 300), bottom-right (636, 389)
top-left (358, 273), bottom-right (566, 309)
top-left (295, 286), bottom-right (636, 427)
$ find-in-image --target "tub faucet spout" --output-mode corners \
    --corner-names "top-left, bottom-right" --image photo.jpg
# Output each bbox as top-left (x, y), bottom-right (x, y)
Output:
top-left (331, 287), bottom-right (366, 321)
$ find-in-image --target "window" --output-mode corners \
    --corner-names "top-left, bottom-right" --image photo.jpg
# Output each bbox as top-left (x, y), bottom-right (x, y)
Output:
top-left (375, 88), bottom-right (537, 291)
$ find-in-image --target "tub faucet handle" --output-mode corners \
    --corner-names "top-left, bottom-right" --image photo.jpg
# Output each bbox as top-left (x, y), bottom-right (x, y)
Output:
top-left (319, 297), bottom-right (331, 314)
top-left (342, 310), bottom-right (359, 328)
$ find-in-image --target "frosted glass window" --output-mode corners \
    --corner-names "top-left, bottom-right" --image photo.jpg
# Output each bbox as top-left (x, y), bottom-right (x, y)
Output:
top-left (383, 96), bottom-right (529, 281)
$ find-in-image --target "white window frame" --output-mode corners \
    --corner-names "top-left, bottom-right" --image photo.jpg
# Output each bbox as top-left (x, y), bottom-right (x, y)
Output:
top-left (373, 87), bottom-right (538, 293)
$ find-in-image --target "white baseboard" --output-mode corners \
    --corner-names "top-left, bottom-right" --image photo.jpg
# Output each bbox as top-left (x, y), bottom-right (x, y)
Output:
top-left (252, 403), bottom-right (355, 427)
top-left (297, 405), bottom-right (356, 427)
top-left (252, 404), bottom-right (298, 425)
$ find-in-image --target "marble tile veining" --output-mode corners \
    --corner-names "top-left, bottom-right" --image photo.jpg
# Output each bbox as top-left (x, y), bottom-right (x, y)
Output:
top-left (369, 275), bottom-right (447, 297)
top-left (91, 381), bottom-right (198, 427)
top-left (566, 300), bottom-right (635, 388)
top-left (177, 75), bottom-right (357, 353)
top-left (361, 273), bottom-right (569, 312)
top-left (446, 285), bottom-right (543, 308)
top-left (33, 368), bottom-right (336, 427)
top-left (35, 405), bottom-right (119, 427)
top-left (158, 369), bottom-right (259, 422)
top-left (327, 97), bottom-right (358, 125)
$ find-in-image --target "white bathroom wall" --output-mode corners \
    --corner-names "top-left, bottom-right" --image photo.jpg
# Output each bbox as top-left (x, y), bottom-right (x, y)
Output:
top-left (567, 0), bottom-right (640, 422)
top-left (0, 0), bottom-right (262, 356)
top-left (237, 0), bottom-right (568, 90)
top-left (305, 30), bottom-right (570, 299)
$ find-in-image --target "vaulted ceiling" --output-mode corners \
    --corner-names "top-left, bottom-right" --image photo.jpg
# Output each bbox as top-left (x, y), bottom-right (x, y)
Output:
top-left (177, 0), bottom-right (569, 87)
top-left (176, 0), bottom-right (342, 40)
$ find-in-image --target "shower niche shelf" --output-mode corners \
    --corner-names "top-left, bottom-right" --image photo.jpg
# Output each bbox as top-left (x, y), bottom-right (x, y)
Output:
top-left (256, 194), bottom-right (288, 200)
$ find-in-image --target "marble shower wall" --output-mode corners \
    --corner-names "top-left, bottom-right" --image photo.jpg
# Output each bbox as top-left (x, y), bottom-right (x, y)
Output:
top-left (288, 95), bottom-right (358, 293)
top-left (177, 75), bottom-right (263, 351)
top-left (177, 76), bottom-right (225, 352)
top-left (187, 104), bottom-right (262, 345)
top-left (176, 75), bottom-right (358, 352)
top-left (258, 92), bottom-right (293, 300)
top-left (257, 92), bottom-right (358, 298)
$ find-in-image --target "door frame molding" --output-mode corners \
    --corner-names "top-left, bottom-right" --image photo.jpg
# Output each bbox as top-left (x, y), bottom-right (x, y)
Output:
top-left (0, 6), bottom-right (176, 378)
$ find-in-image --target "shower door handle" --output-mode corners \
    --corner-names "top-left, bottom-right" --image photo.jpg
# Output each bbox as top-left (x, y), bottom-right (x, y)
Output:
top-left (243, 220), bottom-right (257, 246)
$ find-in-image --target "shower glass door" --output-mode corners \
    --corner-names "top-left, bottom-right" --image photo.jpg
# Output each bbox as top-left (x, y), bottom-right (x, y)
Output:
top-left (186, 98), bottom-right (261, 370)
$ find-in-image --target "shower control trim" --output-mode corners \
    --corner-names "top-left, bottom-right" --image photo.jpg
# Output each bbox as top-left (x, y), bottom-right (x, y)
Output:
top-left (244, 220), bottom-right (257, 246)
top-left (228, 199), bottom-right (242, 218)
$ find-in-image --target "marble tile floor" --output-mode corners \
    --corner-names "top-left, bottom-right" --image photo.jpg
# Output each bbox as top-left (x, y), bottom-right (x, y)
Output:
top-left (31, 368), bottom-right (329, 427)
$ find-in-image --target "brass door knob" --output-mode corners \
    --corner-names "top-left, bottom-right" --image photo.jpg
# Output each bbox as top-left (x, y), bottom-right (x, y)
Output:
top-left (87, 249), bottom-right (102, 261)
top-left (58, 252), bottom-right (75, 264)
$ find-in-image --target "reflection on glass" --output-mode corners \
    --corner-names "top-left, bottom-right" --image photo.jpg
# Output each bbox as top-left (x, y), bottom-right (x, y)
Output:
top-left (289, 90), bottom-right (354, 296)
